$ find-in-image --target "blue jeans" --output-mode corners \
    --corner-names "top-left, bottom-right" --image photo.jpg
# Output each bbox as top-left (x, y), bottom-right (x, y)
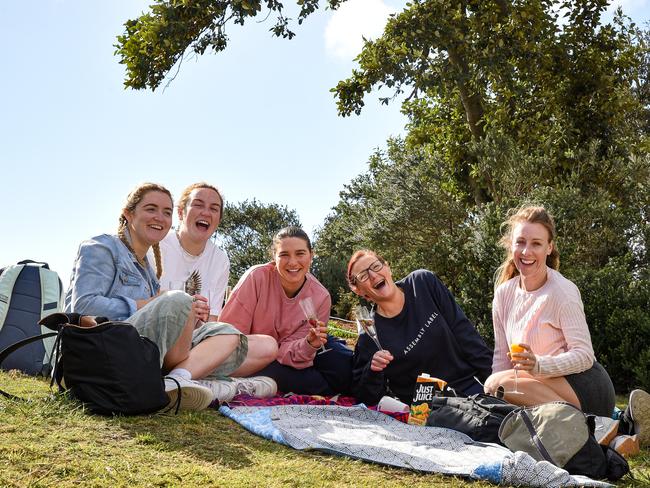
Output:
top-left (254, 336), bottom-right (353, 396)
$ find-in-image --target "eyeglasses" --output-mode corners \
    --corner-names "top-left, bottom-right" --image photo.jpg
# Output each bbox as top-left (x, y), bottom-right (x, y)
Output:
top-left (352, 260), bottom-right (384, 284)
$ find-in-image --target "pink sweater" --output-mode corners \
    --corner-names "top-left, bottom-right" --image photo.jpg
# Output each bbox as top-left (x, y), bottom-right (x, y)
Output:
top-left (219, 262), bottom-right (331, 369)
top-left (492, 267), bottom-right (595, 378)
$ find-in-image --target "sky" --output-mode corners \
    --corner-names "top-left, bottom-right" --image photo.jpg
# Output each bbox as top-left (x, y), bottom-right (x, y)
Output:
top-left (1, 0), bottom-right (648, 287)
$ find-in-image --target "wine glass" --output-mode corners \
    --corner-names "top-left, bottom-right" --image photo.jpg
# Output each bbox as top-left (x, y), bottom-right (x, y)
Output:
top-left (204, 289), bottom-right (216, 322)
top-left (355, 305), bottom-right (396, 397)
top-left (167, 280), bottom-right (186, 293)
top-left (299, 297), bottom-right (331, 354)
top-left (508, 342), bottom-right (525, 395)
top-left (355, 305), bottom-right (382, 350)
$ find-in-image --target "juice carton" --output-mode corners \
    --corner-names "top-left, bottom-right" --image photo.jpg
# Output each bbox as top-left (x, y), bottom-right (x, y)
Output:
top-left (407, 373), bottom-right (447, 426)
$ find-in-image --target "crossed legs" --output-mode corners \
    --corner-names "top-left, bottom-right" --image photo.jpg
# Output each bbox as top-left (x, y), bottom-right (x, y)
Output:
top-left (484, 369), bottom-right (581, 408)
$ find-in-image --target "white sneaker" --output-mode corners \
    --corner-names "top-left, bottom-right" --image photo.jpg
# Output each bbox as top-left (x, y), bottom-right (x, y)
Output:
top-left (629, 389), bottom-right (650, 447)
top-left (594, 416), bottom-right (619, 446)
top-left (231, 376), bottom-right (277, 398)
top-left (195, 379), bottom-right (238, 403)
top-left (164, 376), bottom-right (213, 411)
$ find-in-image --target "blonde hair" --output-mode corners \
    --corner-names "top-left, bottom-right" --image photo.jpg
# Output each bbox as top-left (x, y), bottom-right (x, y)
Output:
top-left (494, 205), bottom-right (560, 288)
top-left (117, 182), bottom-right (172, 279)
top-left (177, 182), bottom-right (223, 221)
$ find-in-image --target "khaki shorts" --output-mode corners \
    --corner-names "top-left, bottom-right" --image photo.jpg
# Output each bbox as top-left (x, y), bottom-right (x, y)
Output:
top-left (128, 291), bottom-right (247, 379)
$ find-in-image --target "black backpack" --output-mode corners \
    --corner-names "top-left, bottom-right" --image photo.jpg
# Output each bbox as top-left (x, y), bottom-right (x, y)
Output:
top-left (0, 312), bottom-right (171, 416)
top-left (425, 393), bottom-right (517, 444)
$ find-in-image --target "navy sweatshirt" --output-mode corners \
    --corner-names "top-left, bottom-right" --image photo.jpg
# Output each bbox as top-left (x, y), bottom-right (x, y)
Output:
top-left (351, 270), bottom-right (493, 405)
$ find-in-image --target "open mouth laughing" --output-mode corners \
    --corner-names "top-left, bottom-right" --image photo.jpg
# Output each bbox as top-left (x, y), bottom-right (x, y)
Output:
top-left (196, 219), bottom-right (210, 230)
top-left (371, 277), bottom-right (387, 291)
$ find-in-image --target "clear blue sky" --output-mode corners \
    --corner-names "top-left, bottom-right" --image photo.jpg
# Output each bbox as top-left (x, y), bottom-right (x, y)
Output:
top-left (1, 0), bottom-right (648, 287)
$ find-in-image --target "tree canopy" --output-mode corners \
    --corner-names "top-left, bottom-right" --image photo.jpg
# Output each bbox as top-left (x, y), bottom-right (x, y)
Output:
top-left (214, 199), bottom-right (300, 285)
top-left (115, 0), bottom-right (343, 90)
top-left (333, 1), bottom-right (648, 203)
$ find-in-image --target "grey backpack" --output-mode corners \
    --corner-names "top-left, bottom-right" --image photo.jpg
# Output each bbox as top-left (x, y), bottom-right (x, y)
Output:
top-left (0, 260), bottom-right (63, 375)
top-left (499, 402), bottom-right (628, 481)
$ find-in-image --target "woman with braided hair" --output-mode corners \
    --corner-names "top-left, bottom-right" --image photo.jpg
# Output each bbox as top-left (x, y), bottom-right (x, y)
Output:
top-left (65, 183), bottom-right (275, 411)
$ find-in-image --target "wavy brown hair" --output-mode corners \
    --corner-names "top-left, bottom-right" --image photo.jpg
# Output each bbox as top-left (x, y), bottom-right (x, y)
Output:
top-left (495, 204), bottom-right (560, 288)
top-left (117, 182), bottom-right (172, 279)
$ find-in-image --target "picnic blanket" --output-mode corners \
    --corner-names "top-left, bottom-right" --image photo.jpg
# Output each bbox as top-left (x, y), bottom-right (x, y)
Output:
top-left (220, 403), bottom-right (613, 488)
top-left (227, 393), bottom-right (410, 422)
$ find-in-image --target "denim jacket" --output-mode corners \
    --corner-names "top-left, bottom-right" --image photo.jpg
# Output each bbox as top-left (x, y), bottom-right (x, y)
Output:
top-left (64, 234), bottom-right (160, 320)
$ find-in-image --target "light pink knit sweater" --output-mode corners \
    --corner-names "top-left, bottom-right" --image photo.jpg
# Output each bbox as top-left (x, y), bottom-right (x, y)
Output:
top-left (491, 267), bottom-right (595, 378)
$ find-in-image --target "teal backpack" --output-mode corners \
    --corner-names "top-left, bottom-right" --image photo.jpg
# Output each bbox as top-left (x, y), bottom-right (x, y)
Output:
top-left (0, 260), bottom-right (64, 375)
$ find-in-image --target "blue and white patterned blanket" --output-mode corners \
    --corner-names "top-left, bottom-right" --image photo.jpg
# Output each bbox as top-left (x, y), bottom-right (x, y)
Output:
top-left (220, 405), bottom-right (612, 487)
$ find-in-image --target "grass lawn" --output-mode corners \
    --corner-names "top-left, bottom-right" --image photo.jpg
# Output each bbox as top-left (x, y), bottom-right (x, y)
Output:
top-left (1, 370), bottom-right (648, 488)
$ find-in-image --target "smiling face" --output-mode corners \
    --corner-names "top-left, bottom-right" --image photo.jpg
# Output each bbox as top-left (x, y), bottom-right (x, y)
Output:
top-left (273, 236), bottom-right (313, 297)
top-left (178, 187), bottom-right (222, 244)
top-left (349, 252), bottom-right (396, 303)
top-left (123, 190), bottom-right (173, 255)
top-left (511, 221), bottom-right (553, 291)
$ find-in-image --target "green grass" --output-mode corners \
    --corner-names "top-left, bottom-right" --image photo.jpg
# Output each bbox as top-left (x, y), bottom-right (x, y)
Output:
top-left (1, 370), bottom-right (648, 487)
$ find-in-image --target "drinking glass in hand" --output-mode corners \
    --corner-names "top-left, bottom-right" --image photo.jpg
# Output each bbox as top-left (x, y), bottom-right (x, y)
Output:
top-left (508, 343), bottom-right (525, 395)
top-left (299, 297), bottom-right (330, 354)
top-left (355, 305), bottom-right (382, 351)
top-left (167, 281), bottom-right (186, 293)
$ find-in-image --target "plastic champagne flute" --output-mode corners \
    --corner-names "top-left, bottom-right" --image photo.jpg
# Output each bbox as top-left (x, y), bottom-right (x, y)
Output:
top-left (299, 297), bottom-right (331, 354)
top-left (355, 305), bottom-right (382, 350)
top-left (167, 281), bottom-right (185, 292)
top-left (509, 343), bottom-right (525, 395)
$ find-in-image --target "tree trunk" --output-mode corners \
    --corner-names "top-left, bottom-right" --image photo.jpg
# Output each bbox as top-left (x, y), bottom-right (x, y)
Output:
top-left (447, 44), bottom-right (491, 204)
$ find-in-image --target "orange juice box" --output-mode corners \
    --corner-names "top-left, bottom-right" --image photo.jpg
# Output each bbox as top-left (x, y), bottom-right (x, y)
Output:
top-left (407, 373), bottom-right (448, 426)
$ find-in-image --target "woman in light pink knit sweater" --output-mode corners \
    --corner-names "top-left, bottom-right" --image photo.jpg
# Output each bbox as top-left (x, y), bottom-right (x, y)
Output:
top-left (483, 205), bottom-right (615, 417)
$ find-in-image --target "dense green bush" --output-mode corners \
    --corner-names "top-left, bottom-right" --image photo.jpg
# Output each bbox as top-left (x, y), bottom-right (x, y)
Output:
top-left (572, 257), bottom-right (650, 392)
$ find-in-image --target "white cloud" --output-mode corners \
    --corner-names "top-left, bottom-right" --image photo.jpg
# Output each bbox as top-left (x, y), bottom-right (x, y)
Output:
top-left (325, 0), bottom-right (397, 60)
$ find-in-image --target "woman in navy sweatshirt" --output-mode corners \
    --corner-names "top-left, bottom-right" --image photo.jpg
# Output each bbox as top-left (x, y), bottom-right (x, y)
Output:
top-left (347, 249), bottom-right (492, 406)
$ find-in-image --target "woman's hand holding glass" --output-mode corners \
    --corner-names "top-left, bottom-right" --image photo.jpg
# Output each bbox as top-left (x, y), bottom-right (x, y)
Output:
top-left (509, 343), bottom-right (536, 372)
top-left (306, 320), bottom-right (328, 350)
top-left (300, 297), bottom-right (330, 354)
top-left (191, 294), bottom-right (210, 325)
top-left (370, 350), bottom-right (394, 372)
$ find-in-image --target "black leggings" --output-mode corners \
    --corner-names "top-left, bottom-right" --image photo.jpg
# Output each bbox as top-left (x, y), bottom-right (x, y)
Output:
top-left (565, 362), bottom-right (615, 417)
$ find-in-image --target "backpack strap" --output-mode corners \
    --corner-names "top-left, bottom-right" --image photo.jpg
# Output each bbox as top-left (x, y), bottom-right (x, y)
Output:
top-left (0, 332), bottom-right (58, 400)
top-left (0, 265), bottom-right (25, 333)
top-left (38, 267), bottom-right (64, 371)
top-left (520, 409), bottom-right (556, 465)
top-left (38, 266), bottom-right (63, 320)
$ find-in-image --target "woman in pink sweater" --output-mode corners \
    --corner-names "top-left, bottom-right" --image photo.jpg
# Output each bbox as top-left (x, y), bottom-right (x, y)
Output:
top-left (219, 226), bottom-right (353, 395)
top-left (484, 205), bottom-right (615, 417)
